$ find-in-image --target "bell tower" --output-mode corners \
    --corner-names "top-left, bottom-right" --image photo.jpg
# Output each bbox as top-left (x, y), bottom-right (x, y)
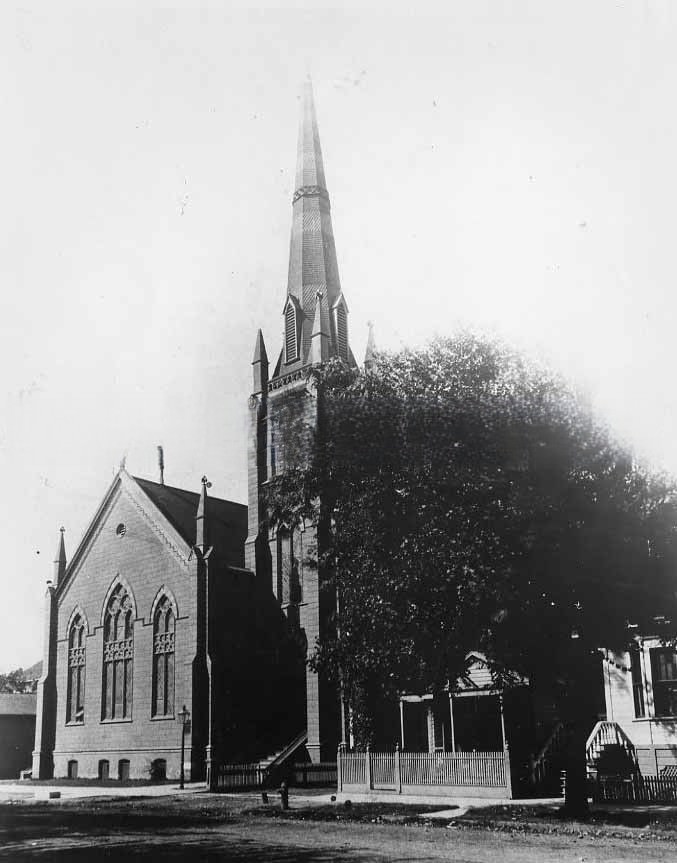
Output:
top-left (245, 79), bottom-right (355, 762)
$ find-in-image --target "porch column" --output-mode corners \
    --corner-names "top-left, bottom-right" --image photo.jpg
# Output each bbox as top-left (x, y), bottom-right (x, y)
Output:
top-left (448, 692), bottom-right (456, 753)
top-left (499, 692), bottom-right (508, 751)
top-left (399, 698), bottom-right (405, 749)
top-left (426, 705), bottom-right (435, 753)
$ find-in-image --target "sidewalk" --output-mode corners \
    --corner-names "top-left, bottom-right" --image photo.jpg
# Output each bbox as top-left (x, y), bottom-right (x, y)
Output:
top-left (334, 790), bottom-right (563, 814)
top-left (0, 782), bottom-right (205, 802)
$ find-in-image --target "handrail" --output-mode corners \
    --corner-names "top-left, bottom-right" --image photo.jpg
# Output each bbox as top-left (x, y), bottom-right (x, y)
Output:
top-left (262, 729), bottom-right (308, 771)
top-left (585, 720), bottom-right (637, 768)
top-left (535, 721), bottom-right (564, 764)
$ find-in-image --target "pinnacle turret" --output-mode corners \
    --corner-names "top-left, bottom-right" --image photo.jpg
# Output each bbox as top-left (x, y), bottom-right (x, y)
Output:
top-left (53, 527), bottom-right (66, 587)
top-left (252, 329), bottom-right (269, 394)
top-left (364, 321), bottom-right (377, 371)
top-left (195, 476), bottom-right (209, 550)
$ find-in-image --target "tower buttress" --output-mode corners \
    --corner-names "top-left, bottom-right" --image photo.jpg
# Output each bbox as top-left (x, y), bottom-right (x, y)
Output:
top-left (32, 528), bottom-right (63, 779)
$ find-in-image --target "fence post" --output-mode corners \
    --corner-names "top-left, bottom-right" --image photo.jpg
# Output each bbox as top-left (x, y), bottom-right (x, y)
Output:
top-left (394, 742), bottom-right (402, 794)
top-left (365, 746), bottom-right (372, 791)
top-left (503, 746), bottom-right (513, 799)
top-left (337, 743), bottom-right (344, 792)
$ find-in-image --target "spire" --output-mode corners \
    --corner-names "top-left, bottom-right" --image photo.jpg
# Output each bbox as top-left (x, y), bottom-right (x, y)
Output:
top-left (364, 321), bottom-right (377, 371)
top-left (294, 76), bottom-right (328, 195)
top-left (252, 329), bottom-right (269, 394)
top-left (53, 527), bottom-right (66, 587)
top-left (281, 78), bottom-right (353, 370)
top-left (195, 476), bottom-right (211, 550)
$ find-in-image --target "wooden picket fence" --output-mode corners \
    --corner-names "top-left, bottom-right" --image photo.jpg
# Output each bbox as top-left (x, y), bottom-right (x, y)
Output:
top-left (214, 762), bottom-right (266, 790)
top-left (338, 747), bottom-right (512, 799)
top-left (594, 775), bottom-right (677, 804)
top-left (214, 761), bottom-right (336, 791)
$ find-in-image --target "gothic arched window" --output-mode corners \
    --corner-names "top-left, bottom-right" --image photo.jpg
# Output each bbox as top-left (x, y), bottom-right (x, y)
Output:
top-left (152, 596), bottom-right (175, 717)
top-left (336, 303), bottom-right (348, 361)
top-left (278, 530), bottom-right (302, 605)
top-left (66, 614), bottom-right (86, 724)
top-left (102, 584), bottom-right (134, 720)
top-left (285, 302), bottom-right (298, 363)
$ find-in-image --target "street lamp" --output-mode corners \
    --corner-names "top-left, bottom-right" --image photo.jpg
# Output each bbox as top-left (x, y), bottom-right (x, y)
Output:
top-left (178, 704), bottom-right (190, 789)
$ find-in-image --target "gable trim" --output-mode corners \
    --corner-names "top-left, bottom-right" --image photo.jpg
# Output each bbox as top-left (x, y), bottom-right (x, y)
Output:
top-left (57, 469), bottom-right (193, 602)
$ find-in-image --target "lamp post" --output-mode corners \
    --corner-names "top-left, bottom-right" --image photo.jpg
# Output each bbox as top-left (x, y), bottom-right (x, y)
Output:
top-left (178, 704), bottom-right (190, 789)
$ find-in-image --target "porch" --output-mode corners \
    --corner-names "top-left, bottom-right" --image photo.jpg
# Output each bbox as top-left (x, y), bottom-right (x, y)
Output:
top-left (337, 746), bottom-right (512, 799)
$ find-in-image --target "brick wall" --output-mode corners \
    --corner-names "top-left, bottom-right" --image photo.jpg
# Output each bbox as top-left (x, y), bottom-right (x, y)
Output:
top-left (53, 487), bottom-right (198, 780)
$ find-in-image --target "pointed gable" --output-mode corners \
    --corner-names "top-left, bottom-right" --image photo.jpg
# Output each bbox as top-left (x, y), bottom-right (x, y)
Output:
top-left (58, 471), bottom-right (247, 599)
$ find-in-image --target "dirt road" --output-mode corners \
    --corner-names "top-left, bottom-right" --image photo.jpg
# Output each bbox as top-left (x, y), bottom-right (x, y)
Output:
top-left (1, 793), bottom-right (675, 862)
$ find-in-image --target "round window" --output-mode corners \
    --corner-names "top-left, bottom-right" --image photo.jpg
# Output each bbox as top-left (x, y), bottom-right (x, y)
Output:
top-left (115, 523), bottom-right (127, 537)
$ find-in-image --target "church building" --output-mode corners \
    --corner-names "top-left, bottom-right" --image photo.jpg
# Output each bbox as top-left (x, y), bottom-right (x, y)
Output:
top-left (32, 79), bottom-right (353, 780)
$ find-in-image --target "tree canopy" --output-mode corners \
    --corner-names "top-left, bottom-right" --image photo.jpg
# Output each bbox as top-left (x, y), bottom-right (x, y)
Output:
top-left (265, 334), bottom-right (677, 744)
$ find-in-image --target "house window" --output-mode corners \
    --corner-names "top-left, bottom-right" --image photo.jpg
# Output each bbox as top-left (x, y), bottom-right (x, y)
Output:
top-left (118, 758), bottom-right (130, 781)
top-left (98, 759), bottom-right (110, 780)
top-left (651, 648), bottom-right (677, 717)
top-left (630, 645), bottom-right (645, 718)
top-left (152, 597), bottom-right (175, 717)
top-left (67, 760), bottom-right (78, 779)
top-left (66, 614), bottom-right (86, 724)
top-left (285, 302), bottom-right (298, 363)
top-left (336, 304), bottom-right (348, 361)
top-left (102, 584), bottom-right (134, 720)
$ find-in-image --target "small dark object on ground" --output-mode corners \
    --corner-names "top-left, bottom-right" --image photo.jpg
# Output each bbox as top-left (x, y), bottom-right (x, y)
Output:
top-left (279, 781), bottom-right (289, 811)
top-left (261, 792), bottom-right (268, 805)
top-left (344, 800), bottom-right (352, 808)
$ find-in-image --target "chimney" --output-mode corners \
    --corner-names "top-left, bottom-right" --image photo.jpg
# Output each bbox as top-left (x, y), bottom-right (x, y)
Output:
top-left (157, 445), bottom-right (165, 485)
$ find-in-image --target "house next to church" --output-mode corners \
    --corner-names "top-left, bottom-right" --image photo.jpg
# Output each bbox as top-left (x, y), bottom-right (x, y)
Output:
top-left (587, 621), bottom-right (677, 779)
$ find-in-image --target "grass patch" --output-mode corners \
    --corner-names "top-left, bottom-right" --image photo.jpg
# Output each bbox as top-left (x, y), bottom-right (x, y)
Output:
top-left (247, 799), bottom-right (677, 842)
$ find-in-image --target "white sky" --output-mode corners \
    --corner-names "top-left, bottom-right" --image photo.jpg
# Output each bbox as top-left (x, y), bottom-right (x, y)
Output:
top-left (2, 0), bottom-right (676, 670)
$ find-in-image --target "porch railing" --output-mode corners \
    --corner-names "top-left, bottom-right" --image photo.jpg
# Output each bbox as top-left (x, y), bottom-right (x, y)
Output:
top-left (338, 745), bottom-right (512, 798)
top-left (585, 721), bottom-right (638, 776)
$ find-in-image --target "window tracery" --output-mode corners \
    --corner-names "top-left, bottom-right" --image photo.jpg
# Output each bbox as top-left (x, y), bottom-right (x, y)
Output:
top-left (102, 584), bottom-right (134, 720)
top-left (66, 614), bottom-right (86, 724)
top-left (152, 596), bottom-right (175, 717)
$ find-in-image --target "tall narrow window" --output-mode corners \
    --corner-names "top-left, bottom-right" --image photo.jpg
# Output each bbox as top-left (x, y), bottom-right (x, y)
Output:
top-left (66, 614), bottom-right (86, 724)
top-left (102, 584), bottom-right (134, 720)
top-left (152, 597), bottom-right (175, 717)
top-left (630, 645), bottom-right (646, 718)
top-left (336, 304), bottom-right (348, 361)
top-left (651, 648), bottom-right (677, 717)
top-left (278, 531), bottom-right (301, 605)
top-left (285, 302), bottom-right (298, 363)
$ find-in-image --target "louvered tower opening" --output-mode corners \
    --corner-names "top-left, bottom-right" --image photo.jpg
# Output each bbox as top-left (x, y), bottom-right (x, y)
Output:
top-left (336, 305), bottom-right (348, 361)
top-left (285, 303), bottom-right (298, 363)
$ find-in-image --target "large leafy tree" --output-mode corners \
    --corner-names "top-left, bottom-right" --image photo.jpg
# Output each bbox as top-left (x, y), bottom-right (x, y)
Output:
top-left (266, 334), bottom-right (677, 805)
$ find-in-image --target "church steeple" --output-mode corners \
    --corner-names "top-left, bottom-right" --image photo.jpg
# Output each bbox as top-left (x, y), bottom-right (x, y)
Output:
top-left (280, 78), bottom-right (354, 372)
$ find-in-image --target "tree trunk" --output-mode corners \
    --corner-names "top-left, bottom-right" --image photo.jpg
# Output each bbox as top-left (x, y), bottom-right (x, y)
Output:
top-left (563, 719), bottom-right (589, 817)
